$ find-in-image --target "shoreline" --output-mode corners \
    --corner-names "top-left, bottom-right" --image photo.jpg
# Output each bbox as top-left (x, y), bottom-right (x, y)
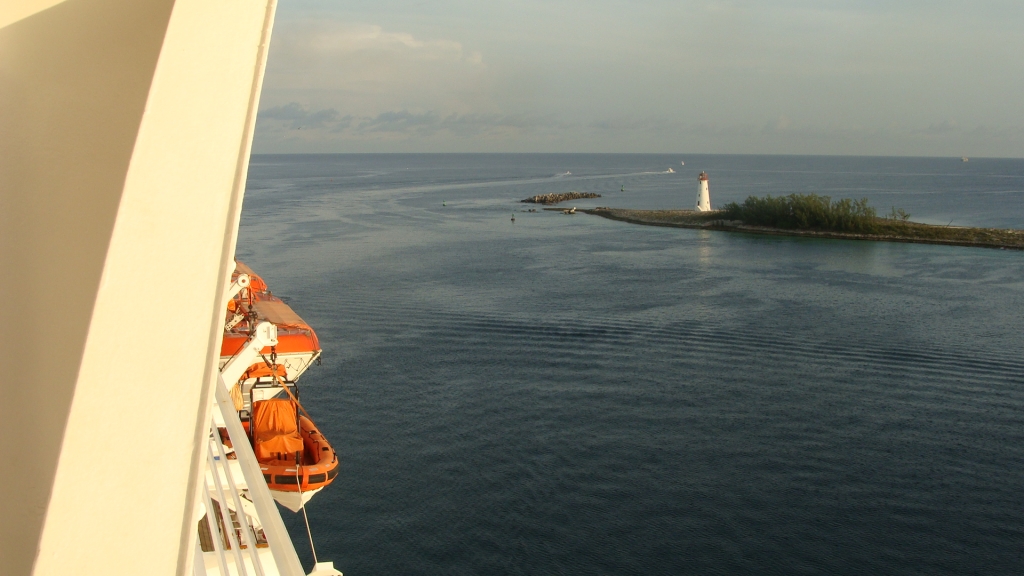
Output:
top-left (583, 208), bottom-right (1024, 251)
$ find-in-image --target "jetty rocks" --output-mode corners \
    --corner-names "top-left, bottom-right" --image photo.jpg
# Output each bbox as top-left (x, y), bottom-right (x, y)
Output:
top-left (521, 192), bottom-right (601, 205)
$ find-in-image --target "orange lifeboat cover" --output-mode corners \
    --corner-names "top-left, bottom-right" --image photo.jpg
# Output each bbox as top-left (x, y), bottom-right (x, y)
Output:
top-left (241, 363), bottom-right (287, 381)
top-left (252, 399), bottom-right (304, 461)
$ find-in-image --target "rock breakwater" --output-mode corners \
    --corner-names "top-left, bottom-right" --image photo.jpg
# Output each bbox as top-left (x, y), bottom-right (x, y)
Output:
top-left (522, 192), bottom-right (601, 205)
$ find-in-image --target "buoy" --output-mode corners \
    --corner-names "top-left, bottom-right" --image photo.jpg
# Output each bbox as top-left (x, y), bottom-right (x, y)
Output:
top-left (443, 201), bottom-right (446, 206)
top-left (620, 186), bottom-right (624, 192)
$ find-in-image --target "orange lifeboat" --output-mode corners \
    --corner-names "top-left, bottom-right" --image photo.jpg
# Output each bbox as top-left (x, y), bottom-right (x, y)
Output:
top-left (220, 260), bottom-right (338, 511)
top-left (222, 261), bottom-right (321, 382)
top-left (246, 396), bottom-right (339, 512)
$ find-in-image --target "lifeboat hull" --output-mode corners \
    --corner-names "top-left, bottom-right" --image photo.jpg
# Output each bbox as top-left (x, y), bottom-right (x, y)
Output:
top-left (257, 415), bottom-right (339, 512)
top-left (269, 487), bottom-right (322, 513)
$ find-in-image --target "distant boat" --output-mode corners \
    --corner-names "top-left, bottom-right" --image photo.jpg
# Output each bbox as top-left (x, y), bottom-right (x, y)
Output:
top-left (562, 207), bottom-right (577, 215)
top-left (962, 157), bottom-right (969, 162)
top-left (667, 168), bottom-right (675, 173)
top-left (680, 161), bottom-right (685, 166)
top-left (556, 171), bottom-right (571, 176)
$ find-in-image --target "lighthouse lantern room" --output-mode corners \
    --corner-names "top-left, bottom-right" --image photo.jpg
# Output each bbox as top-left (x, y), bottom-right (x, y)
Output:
top-left (695, 171), bottom-right (711, 211)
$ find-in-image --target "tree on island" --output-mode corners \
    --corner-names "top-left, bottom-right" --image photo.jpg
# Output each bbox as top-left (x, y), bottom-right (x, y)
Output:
top-left (721, 193), bottom-right (881, 233)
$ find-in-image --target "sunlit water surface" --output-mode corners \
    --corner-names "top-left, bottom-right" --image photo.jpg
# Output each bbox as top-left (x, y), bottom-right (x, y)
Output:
top-left (238, 154), bottom-right (1024, 575)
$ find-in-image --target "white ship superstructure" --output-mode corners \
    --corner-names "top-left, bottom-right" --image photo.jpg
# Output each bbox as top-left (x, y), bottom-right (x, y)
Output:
top-left (3, 1), bottom-right (342, 574)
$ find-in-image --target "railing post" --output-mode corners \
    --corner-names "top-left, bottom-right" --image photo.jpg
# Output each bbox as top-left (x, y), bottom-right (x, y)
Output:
top-left (210, 428), bottom-right (266, 576)
top-left (215, 380), bottom-right (306, 576)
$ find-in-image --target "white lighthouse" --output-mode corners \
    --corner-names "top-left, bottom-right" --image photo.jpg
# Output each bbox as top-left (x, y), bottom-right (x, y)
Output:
top-left (695, 171), bottom-right (711, 211)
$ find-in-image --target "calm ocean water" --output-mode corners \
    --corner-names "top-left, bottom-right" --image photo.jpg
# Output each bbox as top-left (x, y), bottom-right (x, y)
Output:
top-left (239, 154), bottom-right (1024, 575)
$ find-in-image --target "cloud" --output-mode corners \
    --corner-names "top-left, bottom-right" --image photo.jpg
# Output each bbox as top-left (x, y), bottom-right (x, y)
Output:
top-left (358, 110), bottom-right (558, 137)
top-left (761, 115), bottom-right (793, 134)
top-left (256, 104), bottom-right (561, 141)
top-left (260, 21), bottom-right (491, 117)
top-left (258, 103), bottom-right (351, 131)
top-left (920, 120), bottom-right (961, 135)
top-left (286, 22), bottom-right (482, 65)
top-left (251, 5), bottom-right (1024, 155)
top-left (254, 102), bottom-right (1024, 156)
top-left (358, 111), bottom-right (441, 133)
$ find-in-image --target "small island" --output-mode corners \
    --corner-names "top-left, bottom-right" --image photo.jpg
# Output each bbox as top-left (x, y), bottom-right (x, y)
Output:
top-left (523, 191), bottom-right (601, 204)
top-left (584, 194), bottom-right (1024, 250)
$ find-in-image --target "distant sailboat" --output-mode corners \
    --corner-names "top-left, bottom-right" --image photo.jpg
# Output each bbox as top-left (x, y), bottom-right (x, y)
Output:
top-left (962, 157), bottom-right (969, 162)
top-left (680, 161), bottom-right (685, 166)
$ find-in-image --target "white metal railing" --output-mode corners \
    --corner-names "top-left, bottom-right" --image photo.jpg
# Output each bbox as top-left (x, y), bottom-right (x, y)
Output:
top-left (193, 378), bottom-right (307, 576)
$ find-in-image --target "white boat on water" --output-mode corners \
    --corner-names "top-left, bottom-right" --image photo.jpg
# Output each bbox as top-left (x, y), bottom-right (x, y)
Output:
top-left (667, 167), bottom-right (675, 173)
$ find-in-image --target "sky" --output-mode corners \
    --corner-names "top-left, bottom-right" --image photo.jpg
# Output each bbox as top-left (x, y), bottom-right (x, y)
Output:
top-left (252, 1), bottom-right (1024, 157)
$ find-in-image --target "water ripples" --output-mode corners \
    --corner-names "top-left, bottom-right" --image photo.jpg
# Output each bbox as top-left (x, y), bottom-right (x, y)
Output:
top-left (336, 297), bottom-right (1024, 391)
top-left (253, 154), bottom-right (1024, 575)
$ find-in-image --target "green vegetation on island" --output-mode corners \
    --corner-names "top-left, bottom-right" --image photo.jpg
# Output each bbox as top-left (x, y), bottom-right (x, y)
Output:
top-left (720, 194), bottom-right (878, 233)
top-left (583, 194), bottom-right (1024, 250)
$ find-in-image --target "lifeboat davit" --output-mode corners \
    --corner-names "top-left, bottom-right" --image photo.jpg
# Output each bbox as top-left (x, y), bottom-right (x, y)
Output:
top-left (221, 261), bottom-right (321, 382)
top-left (220, 260), bottom-right (338, 511)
